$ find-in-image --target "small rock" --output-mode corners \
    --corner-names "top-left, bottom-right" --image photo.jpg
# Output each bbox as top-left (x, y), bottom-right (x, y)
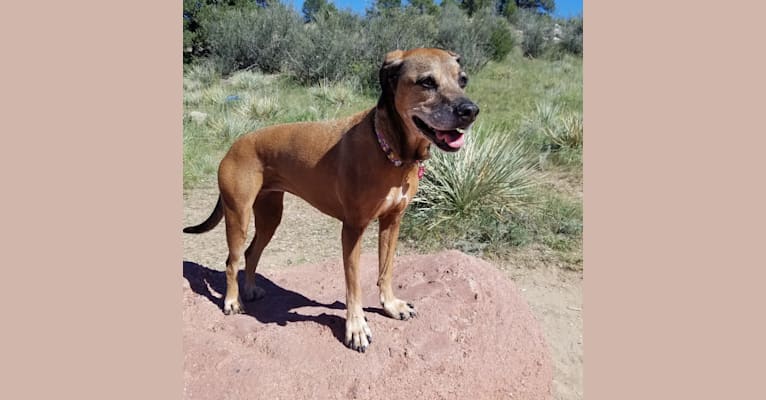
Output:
top-left (189, 111), bottom-right (208, 124)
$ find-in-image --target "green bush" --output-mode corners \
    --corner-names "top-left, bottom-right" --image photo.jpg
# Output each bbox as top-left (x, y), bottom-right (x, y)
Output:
top-left (516, 100), bottom-right (582, 169)
top-left (184, 61), bottom-right (220, 88)
top-left (488, 20), bottom-right (515, 61)
top-left (436, 3), bottom-right (486, 71)
top-left (471, 7), bottom-right (517, 64)
top-left (514, 9), bottom-right (583, 59)
top-left (285, 10), bottom-right (369, 85)
top-left (183, 0), bottom-right (213, 63)
top-left (500, 0), bottom-right (518, 22)
top-left (286, 4), bottom-right (519, 86)
top-left (543, 112), bottom-right (582, 149)
top-left (558, 16), bottom-right (583, 56)
top-left (435, 5), bottom-right (514, 71)
top-left (516, 9), bottom-right (553, 58)
top-left (402, 123), bottom-right (537, 251)
top-left (365, 8), bottom-right (438, 78)
top-left (202, 3), bottom-right (303, 75)
top-left (189, 2), bottom-right (528, 88)
top-left (287, 8), bottom-right (440, 88)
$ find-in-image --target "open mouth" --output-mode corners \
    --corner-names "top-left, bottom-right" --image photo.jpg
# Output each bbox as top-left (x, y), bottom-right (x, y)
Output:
top-left (412, 116), bottom-right (467, 152)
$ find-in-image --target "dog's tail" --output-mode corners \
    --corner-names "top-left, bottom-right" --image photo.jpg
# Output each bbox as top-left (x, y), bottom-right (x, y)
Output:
top-left (183, 195), bottom-right (224, 234)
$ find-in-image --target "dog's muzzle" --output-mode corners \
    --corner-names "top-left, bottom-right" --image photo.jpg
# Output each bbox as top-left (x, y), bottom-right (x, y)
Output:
top-left (455, 100), bottom-right (480, 123)
top-left (412, 98), bottom-right (480, 152)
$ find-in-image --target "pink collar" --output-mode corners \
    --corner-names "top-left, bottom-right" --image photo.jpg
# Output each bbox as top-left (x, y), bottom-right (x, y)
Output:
top-left (373, 111), bottom-right (425, 179)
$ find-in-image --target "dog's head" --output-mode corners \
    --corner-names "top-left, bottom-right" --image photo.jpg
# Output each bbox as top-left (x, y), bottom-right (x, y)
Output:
top-left (379, 48), bottom-right (479, 153)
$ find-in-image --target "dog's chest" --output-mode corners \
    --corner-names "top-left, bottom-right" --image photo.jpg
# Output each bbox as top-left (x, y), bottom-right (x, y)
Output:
top-left (376, 186), bottom-right (411, 216)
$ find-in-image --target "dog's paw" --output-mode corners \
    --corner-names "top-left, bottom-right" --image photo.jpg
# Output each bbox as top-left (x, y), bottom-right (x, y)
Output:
top-left (223, 297), bottom-right (245, 315)
top-left (242, 285), bottom-right (265, 302)
top-left (345, 315), bottom-right (373, 353)
top-left (382, 298), bottom-right (417, 320)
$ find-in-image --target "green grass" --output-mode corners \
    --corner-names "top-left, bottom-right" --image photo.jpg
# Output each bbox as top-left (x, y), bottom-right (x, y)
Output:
top-left (183, 69), bottom-right (375, 188)
top-left (468, 50), bottom-right (582, 129)
top-left (183, 51), bottom-right (582, 267)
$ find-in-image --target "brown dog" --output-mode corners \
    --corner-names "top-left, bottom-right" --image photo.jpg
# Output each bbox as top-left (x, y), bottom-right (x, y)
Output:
top-left (184, 48), bottom-right (479, 352)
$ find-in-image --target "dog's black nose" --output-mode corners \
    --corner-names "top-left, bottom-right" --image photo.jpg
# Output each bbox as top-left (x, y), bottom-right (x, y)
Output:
top-left (456, 101), bottom-right (480, 121)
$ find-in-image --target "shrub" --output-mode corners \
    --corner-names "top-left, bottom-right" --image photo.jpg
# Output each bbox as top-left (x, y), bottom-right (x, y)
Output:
top-left (236, 95), bottom-right (281, 121)
top-left (500, 0), bottom-right (518, 22)
top-left (436, 5), bottom-right (514, 70)
top-left (285, 10), bottom-right (369, 85)
top-left (558, 16), bottom-right (583, 56)
top-left (183, 0), bottom-right (213, 63)
top-left (202, 3), bottom-right (303, 75)
top-left (516, 101), bottom-right (582, 168)
top-left (287, 7), bottom-right (441, 88)
top-left (543, 112), bottom-right (582, 149)
top-left (206, 112), bottom-right (261, 141)
top-left (366, 8), bottom-right (439, 63)
top-left (200, 85), bottom-right (231, 107)
top-left (184, 62), bottom-right (220, 88)
top-left (226, 70), bottom-right (277, 91)
top-left (488, 20), bottom-right (515, 61)
top-left (403, 123), bottom-right (537, 251)
top-left (364, 8), bottom-right (439, 80)
top-left (309, 80), bottom-right (359, 108)
top-left (436, 3), bottom-right (486, 71)
top-left (302, 0), bottom-right (338, 22)
top-left (515, 8), bottom-right (553, 58)
top-left (193, 3), bottom-right (521, 88)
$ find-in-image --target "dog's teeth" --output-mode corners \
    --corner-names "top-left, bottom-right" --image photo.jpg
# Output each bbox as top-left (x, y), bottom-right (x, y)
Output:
top-left (456, 128), bottom-right (465, 134)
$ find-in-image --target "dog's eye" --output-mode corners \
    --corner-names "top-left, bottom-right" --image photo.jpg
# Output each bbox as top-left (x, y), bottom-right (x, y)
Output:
top-left (417, 77), bottom-right (437, 90)
top-left (458, 75), bottom-right (468, 89)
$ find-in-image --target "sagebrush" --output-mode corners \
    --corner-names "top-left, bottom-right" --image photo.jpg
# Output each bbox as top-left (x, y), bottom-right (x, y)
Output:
top-left (185, 2), bottom-right (582, 86)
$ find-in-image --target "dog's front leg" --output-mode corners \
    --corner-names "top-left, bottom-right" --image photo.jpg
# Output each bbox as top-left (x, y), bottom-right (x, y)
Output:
top-left (377, 213), bottom-right (417, 320)
top-left (342, 223), bottom-right (372, 352)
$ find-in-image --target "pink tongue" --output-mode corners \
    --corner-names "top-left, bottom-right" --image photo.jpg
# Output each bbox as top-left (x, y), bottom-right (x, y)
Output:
top-left (436, 131), bottom-right (465, 148)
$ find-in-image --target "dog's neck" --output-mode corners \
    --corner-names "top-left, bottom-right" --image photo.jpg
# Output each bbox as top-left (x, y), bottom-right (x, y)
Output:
top-left (374, 100), bottom-right (430, 165)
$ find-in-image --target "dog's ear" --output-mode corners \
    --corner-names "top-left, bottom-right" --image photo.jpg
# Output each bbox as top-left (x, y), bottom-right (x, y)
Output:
top-left (447, 50), bottom-right (462, 66)
top-left (379, 50), bottom-right (404, 97)
top-left (383, 49), bottom-right (405, 65)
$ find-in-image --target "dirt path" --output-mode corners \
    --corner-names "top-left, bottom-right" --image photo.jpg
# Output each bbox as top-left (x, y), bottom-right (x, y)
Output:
top-left (183, 187), bottom-right (582, 399)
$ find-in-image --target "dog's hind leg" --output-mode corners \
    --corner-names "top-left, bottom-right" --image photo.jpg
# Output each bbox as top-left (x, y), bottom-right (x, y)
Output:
top-left (242, 191), bottom-right (284, 302)
top-left (220, 176), bottom-right (261, 315)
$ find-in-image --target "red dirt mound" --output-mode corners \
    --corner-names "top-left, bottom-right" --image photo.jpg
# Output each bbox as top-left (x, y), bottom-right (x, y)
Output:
top-left (182, 250), bottom-right (552, 399)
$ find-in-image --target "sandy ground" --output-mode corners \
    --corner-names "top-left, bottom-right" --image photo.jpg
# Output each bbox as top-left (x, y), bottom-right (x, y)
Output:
top-left (183, 187), bottom-right (583, 399)
top-left (183, 251), bottom-right (553, 399)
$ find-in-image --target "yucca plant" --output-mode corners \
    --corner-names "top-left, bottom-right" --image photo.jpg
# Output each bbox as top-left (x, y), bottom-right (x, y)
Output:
top-left (226, 70), bottom-right (276, 91)
top-left (206, 114), bottom-right (260, 141)
top-left (183, 89), bottom-right (204, 107)
top-left (200, 85), bottom-right (230, 106)
top-left (534, 101), bottom-right (561, 128)
top-left (560, 113), bottom-right (583, 147)
top-left (309, 80), bottom-right (358, 107)
top-left (237, 95), bottom-right (280, 120)
top-left (542, 112), bottom-right (583, 149)
top-left (183, 75), bottom-right (203, 93)
top-left (185, 62), bottom-right (220, 88)
top-left (406, 123), bottom-right (537, 237)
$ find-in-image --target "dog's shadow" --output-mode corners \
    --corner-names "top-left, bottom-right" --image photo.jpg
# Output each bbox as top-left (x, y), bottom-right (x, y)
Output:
top-left (183, 261), bottom-right (387, 345)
